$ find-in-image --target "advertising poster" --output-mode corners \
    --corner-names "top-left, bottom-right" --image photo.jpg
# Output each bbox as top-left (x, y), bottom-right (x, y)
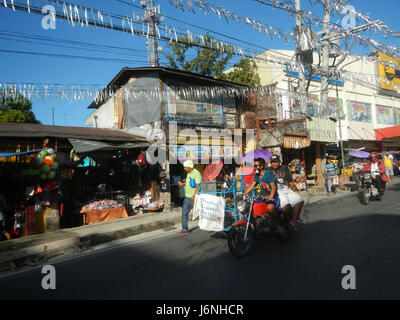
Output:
top-left (347, 101), bottom-right (372, 123)
top-left (376, 105), bottom-right (396, 125)
top-left (305, 95), bottom-right (320, 117)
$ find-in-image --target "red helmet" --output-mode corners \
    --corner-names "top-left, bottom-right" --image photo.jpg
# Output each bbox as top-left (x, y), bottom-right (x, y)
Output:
top-left (369, 152), bottom-right (379, 158)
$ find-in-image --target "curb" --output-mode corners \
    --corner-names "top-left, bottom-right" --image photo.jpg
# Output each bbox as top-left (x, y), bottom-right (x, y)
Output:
top-left (0, 211), bottom-right (184, 271)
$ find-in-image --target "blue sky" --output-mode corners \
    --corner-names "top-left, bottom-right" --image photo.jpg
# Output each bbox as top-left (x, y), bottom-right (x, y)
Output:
top-left (0, 0), bottom-right (399, 127)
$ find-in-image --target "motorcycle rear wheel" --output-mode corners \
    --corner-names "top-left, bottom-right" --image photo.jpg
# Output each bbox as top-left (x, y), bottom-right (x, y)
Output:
top-left (228, 226), bottom-right (254, 258)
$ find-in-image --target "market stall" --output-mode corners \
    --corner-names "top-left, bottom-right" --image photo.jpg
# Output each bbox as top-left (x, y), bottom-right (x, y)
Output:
top-left (79, 199), bottom-right (128, 225)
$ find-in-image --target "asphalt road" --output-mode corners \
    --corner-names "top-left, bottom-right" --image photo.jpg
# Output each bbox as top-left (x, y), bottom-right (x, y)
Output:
top-left (1, 182), bottom-right (400, 300)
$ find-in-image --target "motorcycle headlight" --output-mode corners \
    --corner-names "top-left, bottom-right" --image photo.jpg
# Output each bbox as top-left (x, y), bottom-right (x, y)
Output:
top-left (237, 200), bottom-right (247, 213)
top-left (364, 173), bottom-right (370, 179)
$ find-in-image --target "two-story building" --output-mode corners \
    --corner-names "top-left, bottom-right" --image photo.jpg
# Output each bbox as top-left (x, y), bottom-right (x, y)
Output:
top-left (85, 67), bottom-right (271, 209)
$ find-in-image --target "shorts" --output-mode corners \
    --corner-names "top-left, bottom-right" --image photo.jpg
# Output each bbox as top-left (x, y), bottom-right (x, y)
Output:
top-left (385, 166), bottom-right (394, 176)
top-left (277, 187), bottom-right (304, 208)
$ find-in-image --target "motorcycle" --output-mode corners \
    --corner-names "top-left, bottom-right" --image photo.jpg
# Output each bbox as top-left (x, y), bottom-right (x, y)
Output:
top-left (227, 193), bottom-right (291, 257)
top-left (359, 170), bottom-right (382, 205)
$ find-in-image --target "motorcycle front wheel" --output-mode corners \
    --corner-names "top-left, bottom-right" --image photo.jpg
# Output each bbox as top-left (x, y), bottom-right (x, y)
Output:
top-left (360, 187), bottom-right (370, 205)
top-left (228, 226), bottom-right (254, 258)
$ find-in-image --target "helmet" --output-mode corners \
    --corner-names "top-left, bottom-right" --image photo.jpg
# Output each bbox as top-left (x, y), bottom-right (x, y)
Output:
top-left (369, 152), bottom-right (378, 158)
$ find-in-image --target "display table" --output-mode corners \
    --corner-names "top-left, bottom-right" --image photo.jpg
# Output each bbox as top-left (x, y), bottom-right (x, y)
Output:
top-left (79, 207), bottom-right (128, 225)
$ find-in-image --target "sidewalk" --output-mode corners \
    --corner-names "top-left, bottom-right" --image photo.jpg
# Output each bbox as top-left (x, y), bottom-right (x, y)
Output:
top-left (0, 179), bottom-right (366, 271)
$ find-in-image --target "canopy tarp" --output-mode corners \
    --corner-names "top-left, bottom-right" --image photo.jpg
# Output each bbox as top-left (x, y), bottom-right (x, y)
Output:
top-left (69, 139), bottom-right (150, 153)
top-left (0, 149), bottom-right (45, 159)
top-left (348, 150), bottom-right (370, 158)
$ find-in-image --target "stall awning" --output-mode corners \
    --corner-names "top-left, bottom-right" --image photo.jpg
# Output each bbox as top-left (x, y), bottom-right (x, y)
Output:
top-left (69, 139), bottom-right (150, 153)
top-left (0, 149), bottom-right (45, 159)
top-left (375, 126), bottom-right (400, 141)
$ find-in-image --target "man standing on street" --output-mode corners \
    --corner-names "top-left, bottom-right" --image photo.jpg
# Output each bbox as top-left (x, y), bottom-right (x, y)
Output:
top-left (384, 152), bottom-right (394, 184)
top-left (177, 160), bottom-right (201, 235)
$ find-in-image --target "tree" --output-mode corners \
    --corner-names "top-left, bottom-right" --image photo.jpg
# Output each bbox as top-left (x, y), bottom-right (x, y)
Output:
top-left (217, 58), bottom-right (261, 87)
top-left (166, 33), bottom-right (233, 78)
top-left (165, 34), bottom-right (261, 86)
top-left (0, 90), bottom-right (40, 124)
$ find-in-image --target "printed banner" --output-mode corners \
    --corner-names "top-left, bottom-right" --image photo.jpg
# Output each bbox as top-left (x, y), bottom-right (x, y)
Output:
top-left (347, 101), bottom-right (372, 123)
top-left (376, 105), bottom-right (397, 125)
top-left (378, 52), bottom-right (400, 92)
top-left (194, 193), bottom-right (225, 232)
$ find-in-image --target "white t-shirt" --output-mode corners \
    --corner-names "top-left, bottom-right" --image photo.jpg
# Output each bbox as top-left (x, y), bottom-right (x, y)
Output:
top-left (371, 162), bottom-right (380, 176)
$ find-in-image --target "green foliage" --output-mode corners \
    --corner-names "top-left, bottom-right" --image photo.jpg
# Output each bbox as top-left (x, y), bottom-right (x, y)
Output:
top-left (166, 33), bottom-right (233, 78)
top-left (165, 34), bottom-right (261, 86)
top-left (0, 90), bottom-right (40, 124)
top-left (217, 58), bottom-right (261, 87)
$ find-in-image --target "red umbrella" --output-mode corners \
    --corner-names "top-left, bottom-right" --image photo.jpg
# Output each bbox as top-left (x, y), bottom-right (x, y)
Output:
top-left (202, 160), bottom-right (224, 183)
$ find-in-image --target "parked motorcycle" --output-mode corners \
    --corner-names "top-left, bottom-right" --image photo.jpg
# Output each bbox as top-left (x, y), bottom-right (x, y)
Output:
top-left (359, 170), bottom-right (382, 205)
top-left (227, 194), bottom-right (291, 257)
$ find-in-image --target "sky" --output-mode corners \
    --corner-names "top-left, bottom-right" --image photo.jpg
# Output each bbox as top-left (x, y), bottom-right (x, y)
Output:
top-left (0, 0), bottom-right (400, 127)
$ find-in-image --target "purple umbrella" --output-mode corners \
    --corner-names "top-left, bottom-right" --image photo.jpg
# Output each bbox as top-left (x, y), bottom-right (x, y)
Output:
top-left (349, 150), bottom-right (370, 158)
top-left (242, 149), bottom-right (272, 164)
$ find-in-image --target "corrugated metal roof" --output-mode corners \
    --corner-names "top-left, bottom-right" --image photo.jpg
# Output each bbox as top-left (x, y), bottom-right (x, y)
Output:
top-left (88, 66), bottom-right (248, 109)
top-left (0, 123), bottom-right (148, 143)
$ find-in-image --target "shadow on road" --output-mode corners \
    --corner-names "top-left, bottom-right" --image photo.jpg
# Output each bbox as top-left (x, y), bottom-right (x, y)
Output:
top-left (1, 184), bottom-right (400, 300)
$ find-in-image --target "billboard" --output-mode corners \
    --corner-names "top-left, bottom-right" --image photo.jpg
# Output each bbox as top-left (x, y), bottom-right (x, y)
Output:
top-left (377, 52), bottom-right (400, 92)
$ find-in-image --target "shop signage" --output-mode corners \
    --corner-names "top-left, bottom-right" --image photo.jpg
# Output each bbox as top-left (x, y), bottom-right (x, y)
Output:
top-left (169, 145), bottom-right (240, 160)
top-left (377, 52), bottom-right (400, 92)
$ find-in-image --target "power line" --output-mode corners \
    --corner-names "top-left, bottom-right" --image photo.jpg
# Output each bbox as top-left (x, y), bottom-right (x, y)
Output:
top-left (0, 48), bottom-right (149, 64)
top-left (116, 0), bottom-right (271, 52)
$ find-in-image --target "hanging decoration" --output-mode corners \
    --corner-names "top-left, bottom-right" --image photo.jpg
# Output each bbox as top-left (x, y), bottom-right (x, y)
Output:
top-left (2, 0), bottom-right (400, 65)
top-left (34, 148), bottom-right (59, 180)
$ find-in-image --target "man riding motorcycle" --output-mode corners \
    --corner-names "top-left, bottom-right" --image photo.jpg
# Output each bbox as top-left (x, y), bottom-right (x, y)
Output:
top-left (361, 152), bottom-right (387, 199)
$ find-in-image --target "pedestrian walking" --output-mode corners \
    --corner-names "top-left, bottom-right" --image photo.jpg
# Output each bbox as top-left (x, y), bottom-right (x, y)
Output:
top-left (176, 160), bottom-right (201, 235)
top-left (384, 152), bottom-right (394, 184)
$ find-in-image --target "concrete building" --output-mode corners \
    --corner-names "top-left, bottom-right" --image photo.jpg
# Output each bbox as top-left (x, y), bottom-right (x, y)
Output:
top-left (250, 49), bottom-right (400, 185)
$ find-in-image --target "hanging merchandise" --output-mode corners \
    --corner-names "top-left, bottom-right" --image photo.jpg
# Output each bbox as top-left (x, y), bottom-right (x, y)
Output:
top-left (70, 148), bottom-right (81, 163)
top-left (34, 148), bottom-right (59, 181)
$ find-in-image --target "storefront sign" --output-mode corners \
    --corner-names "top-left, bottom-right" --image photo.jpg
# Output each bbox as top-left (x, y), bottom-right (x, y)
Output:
top-left (193, 193), bottom-right (225, 232)
top-left (169, 145), bottom-right (240, 160)
top-left (166, 86), bottom-right (237, 127)
top-left (377, 52), bottom-right (400, 92)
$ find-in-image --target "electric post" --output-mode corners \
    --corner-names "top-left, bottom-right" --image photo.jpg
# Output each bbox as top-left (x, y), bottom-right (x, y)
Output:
top-left (295, 0), bottom-right (307, 114)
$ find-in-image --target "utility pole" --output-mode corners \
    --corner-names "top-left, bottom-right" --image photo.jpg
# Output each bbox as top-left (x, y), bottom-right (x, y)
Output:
top-left (52, 107), bottom-right (55, 125)
top-left (295, 0), bottom-right (307, 114)
top-left (320, 0), bottom-right (331, 125)
top-left (141, 0), bottom-right (160, 67)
